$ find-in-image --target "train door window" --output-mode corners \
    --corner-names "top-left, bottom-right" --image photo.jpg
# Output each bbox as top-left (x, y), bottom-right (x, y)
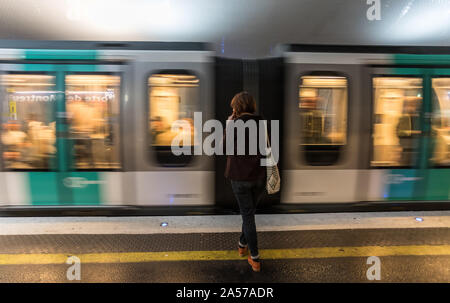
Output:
top-left (65, 74), bottom-right (121, 170)
top-left (431, 78), bottom-right (450, 166)
top-left (1, 74), bottom-right (56, 170)
top-left (148, 72), bottom-right (200, 166)
top-left (299, 75), bottom-right (348, 165)
top-left (371, 77), bottom-right (423, 167)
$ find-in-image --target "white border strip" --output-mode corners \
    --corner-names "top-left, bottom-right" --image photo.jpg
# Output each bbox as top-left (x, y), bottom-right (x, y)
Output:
top-left (0, 49), bottom-right (214, 63)
top-left (0, 49), bottom-right (24, 60)
top-left (285, 52), bottom-right (391, 65)
top-left (99, 50), bottom-right (214, 62)
top-left (0, 211), bottom-right (449, 235)
top-left (2, 172), bottom-right (30, 205)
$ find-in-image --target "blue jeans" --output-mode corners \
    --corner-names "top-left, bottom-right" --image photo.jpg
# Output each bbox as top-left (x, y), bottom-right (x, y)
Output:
top-left (231, 178), bottom-right (266, 258)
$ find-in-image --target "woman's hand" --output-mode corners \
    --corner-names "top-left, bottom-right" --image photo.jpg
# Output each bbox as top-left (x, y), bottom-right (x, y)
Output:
top-left (228, 109), bottom-right (237, 120)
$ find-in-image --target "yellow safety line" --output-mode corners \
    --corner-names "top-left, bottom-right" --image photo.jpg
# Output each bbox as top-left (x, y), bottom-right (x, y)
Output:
top-left (0, 245), bottom-right (449, 265)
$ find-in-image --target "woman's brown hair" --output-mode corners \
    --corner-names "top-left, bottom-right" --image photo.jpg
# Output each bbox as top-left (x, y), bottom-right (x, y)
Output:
top-left (230, 91), bottom-right (256, 117)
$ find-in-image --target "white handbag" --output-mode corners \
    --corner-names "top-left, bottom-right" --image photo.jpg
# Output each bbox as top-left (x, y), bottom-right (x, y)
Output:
top-left (264, 122), bottom-right (280, 194)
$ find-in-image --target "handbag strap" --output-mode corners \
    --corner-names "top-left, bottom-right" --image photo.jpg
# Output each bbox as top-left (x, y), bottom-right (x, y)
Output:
top-left (263, 120), bottom-right (273, 160)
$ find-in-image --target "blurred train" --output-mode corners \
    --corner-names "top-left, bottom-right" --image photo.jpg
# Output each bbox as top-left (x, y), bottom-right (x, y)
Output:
top-left (0, 41), bottom-right (448, 212)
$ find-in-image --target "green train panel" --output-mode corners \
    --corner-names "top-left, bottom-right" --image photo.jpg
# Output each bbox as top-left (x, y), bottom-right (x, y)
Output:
top-left (0, 51), bottom-right (122, 206)
top-left (369, 61), bottom-right (450, 202)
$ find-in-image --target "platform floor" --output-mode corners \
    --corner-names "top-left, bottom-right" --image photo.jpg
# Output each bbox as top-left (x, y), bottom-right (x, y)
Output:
top-left (0, 212), bottom-right (449, 282)
top-left (0, 211), bottom-right (450, 282)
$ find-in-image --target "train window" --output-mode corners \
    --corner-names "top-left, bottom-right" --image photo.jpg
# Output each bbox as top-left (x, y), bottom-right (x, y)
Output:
top-left (1, 74), bottom-right (56, 170)
top-left (371, 77), bottom-right (422, 167)
top-left (431, 78), bottom-right (450, 166)
top-left (66, 74), bottom-right (121, 170)
top-left (299, 75), bottom-right (348, 166)
top-left (148, 72), bottom-right (199, 166)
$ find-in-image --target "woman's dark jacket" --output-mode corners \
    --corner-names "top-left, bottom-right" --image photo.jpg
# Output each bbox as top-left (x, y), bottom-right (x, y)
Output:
top-left (223, 113), bottom-right (267, 181)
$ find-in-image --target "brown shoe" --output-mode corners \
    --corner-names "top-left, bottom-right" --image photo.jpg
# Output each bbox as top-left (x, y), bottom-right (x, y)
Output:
top-left (238, 246), bottom-right (248, 257)
top-left (248, 255), bottom-right (261, 272)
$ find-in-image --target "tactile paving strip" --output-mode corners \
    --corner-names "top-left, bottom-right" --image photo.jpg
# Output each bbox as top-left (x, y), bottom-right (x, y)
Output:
top-left (0, 228), bottom-right (449, 254)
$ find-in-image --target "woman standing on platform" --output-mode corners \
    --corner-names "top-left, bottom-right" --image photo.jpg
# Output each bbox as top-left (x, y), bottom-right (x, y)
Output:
top-left (224, 91), bottom-right (267, 272)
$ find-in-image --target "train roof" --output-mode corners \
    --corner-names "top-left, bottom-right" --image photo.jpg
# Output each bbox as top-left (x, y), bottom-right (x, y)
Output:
top-left (0, 40), bottom-right (210, 51)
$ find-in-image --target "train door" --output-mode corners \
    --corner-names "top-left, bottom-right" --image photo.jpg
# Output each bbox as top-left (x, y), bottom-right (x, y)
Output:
top-left (369, 67), bottom-right (450, 201)
top-left (0, 62), bottom-right (123, 206)
top-left (425, 69), bottom-right (450, 200)
top-left (63, 68), bottom-right (122, 205)
top-left (0, 66), bottom-right (59, 205)
top-left (214, 57), bottom-right (244, 208)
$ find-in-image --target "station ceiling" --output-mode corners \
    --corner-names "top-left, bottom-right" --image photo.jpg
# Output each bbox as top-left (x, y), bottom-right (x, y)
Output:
top-left (0, 0), bottom-right (449, 58)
